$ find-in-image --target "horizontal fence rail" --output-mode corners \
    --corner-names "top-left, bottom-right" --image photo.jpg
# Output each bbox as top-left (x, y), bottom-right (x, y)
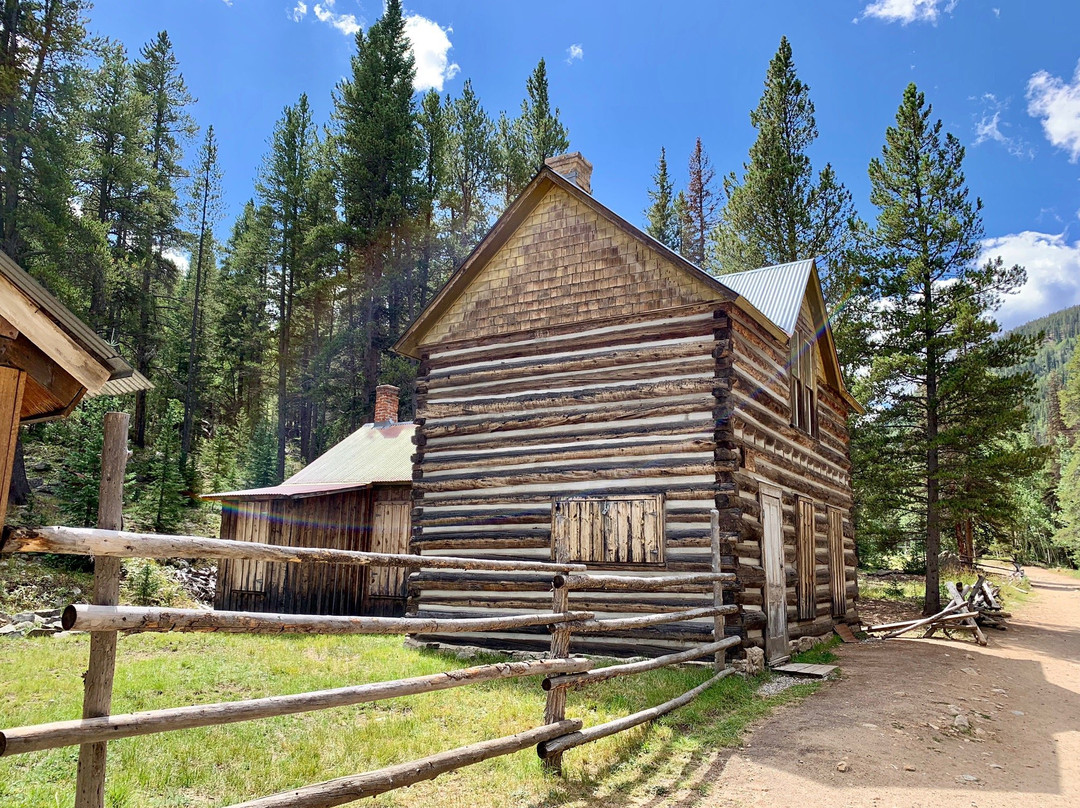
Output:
top-left (542, 635), bottom-right (742, 691)
top-left (570, 605), bottom-right (737, 633)
top-left (226, 720), bottom-right (584, 808)
top-left (61, 605), bottom-right (595, 635)
top-left (0, 657), bottom-right (592, 757)
top-left (537, 669), bottom-right (736, 757)
top-left (1, 420), bottom-right (745, 808)
top-left (0, 525), bottom-right (587, 573)
top-left (553, 571), bottom-right (737, 591)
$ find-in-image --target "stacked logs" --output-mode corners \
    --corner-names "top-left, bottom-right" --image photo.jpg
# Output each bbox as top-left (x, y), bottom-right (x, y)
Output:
top-left (865, 575), bottom-right (1010, 646)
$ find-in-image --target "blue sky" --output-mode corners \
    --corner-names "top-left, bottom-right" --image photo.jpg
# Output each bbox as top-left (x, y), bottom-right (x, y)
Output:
top-left (87, 0), bottom-right (1080, 329)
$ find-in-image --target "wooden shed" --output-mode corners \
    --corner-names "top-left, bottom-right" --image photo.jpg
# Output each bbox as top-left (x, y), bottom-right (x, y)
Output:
top-left (0, 249), bottom-right (150, 519)
top-left (394, 153), bottom-right (863, 663)
top-left (206, 386), bottom-right (415, 617)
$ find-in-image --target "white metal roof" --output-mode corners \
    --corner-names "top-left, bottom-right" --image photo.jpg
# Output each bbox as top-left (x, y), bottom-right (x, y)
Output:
top-left (716, 260), bottom-right (815, 337)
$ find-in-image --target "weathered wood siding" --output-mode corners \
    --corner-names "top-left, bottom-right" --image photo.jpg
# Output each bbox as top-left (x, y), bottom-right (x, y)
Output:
top-left (409, 185), bottom-right (739, 656)
top-left (214, 485), bottom-right (411, 617)
top-left (724, 300), bottom-right (858, 649)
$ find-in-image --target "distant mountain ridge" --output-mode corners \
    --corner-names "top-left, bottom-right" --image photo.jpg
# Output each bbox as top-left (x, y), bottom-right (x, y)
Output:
top-left (1009, 304), bottom-right (1080, 443)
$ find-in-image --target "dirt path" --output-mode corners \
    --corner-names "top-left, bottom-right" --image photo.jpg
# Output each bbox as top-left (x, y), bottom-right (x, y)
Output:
top-left (668, 566), bottom-right (1080, 807)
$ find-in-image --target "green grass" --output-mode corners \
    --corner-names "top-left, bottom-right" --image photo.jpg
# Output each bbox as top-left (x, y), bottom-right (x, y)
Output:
top-left (0, 633), bottom-right (823, 807)
top-left (791, 635), bottom-right (840, 665)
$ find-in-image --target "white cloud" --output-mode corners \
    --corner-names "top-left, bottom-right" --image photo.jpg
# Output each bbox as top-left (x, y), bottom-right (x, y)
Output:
top-left (291, 2), bottom-right (308, 23)
top-left (566, 43), bottom-right (583, 64)
top-left (162, 247), bottom-right (191, 278)
top-left (404, 14), bottom-right (458, 92)
top-left (313, 0), bottom-right (360, 36)
top-left (992, 7), bottom-right (1000, 16)
top-left (1027, 59), bottom-right (1080, 162)
top-left (982, 231), bottom-right (1080, 329)
top-left (972, 93), bottom-right (1033, 159)
top-left (861, 0), bottom-right (957, 24)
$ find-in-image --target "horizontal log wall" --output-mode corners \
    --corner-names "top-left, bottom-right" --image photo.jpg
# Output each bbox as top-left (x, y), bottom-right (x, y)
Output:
top-left (412, 305), bottom-right (734, 655)
top-left (724, 300), bottom-right (858, 648)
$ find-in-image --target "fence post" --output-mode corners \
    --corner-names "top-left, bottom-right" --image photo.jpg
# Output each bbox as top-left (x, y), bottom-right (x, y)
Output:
top-left (710, 509), bottom-right (726, 672)
top-left (74, 411), bottom-right (129, 808)
top-left (542, 532), bottom-right (571, 774)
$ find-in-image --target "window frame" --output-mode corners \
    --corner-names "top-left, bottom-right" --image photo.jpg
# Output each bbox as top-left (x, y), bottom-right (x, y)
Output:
top-left (551, 494), bottom-right (665, 567)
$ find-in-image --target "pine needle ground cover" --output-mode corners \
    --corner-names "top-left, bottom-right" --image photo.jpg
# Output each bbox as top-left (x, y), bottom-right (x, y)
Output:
top-left (0, 634), bottom-right (817, 807)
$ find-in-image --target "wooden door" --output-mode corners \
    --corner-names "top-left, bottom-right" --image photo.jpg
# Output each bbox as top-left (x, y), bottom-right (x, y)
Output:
top-left (0, 366), bottom-right (26, 521)
top-left (760, 485), bottom-right (789, 664)
top-left (368, 500), bottom-right (411, 605)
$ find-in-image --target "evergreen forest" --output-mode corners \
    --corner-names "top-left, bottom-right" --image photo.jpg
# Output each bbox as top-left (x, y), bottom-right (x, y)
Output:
top-left (3, 2), bottom-right (1077, 590)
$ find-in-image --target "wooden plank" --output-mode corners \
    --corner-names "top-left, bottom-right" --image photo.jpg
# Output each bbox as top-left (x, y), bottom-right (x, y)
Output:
top-left (537, 669), bottom-right (734, 757)
top-left (75, 411), bottom-right (129, 808)
top-left (0, 367), bottom-right (26, 520)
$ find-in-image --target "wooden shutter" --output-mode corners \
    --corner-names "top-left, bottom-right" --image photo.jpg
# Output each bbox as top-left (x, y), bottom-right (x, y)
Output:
top-left (796, 497), bottom-right (816, 621)
top-left (552, 495), bottom-right (664, 565)
top-left (828, 506), bottom-right (846, 617)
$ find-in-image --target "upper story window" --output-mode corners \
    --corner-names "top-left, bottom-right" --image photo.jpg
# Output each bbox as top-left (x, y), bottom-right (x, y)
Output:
top-left (789, 327), bottom-right (819, 438)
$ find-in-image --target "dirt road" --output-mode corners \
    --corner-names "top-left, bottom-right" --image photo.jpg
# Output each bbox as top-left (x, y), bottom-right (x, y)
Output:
top-left (674, 566), bottom-right (1080, 807)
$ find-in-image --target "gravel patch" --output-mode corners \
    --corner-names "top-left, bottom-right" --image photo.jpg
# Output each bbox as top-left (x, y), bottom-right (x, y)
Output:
top-left (756, 674), bottom-right (803, 697)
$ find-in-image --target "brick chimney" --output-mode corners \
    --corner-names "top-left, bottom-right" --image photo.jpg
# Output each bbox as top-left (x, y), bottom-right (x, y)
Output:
top-left (374, 385), bottom-right (399, 424)
top-left (544, 152), bottom-right (592, 194)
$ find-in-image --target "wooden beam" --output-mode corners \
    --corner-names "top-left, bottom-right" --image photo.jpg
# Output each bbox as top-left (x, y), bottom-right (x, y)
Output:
top-left (570, 605), bottom-right (737, 633)
top-left (0, 333), bottom-right (84, 414)
top-left (0, 367), bottom-right (26, 521)
top-left (0, 272), bottom-right (111, 392)
top-left (226, 720), bottom-right (584, 808)
top-left (75, 411), bottom-right (129, 808)
top-left (542, 636), bottom-right (741, 691)
top-left (0, 525), bottom-right (586, 573)
top-left (537, 668), bottom-right (735, 757)
top-left (554, 571), bottom-right (736, 591)
top-left (0, 658), bottom-right (591, 757)
top-left (61, 605), bottom-right (595, 635)
top-left (0, 315), bottom-right (17, 339)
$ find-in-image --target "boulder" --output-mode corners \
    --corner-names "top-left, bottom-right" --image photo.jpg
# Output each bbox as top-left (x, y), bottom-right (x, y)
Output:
top-left (744, 646), bottom-right (766, 675)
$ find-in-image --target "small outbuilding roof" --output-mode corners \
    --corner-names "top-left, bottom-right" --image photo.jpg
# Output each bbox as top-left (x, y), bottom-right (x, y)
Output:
top-left (204, 422), bottom-right (416, 501)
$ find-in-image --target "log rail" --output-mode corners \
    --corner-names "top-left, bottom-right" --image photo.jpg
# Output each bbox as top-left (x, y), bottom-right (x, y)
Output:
top-left (0, 429), bottom-right (741, 808)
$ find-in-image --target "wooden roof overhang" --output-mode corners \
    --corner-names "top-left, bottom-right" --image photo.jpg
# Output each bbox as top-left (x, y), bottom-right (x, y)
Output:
top-left (0, 250), bottom-right (147, 422)
top-left (392, 165), bottom-right (863, 415)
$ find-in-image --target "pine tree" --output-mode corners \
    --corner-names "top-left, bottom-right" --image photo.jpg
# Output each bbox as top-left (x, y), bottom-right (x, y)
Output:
top-left (496, 60), bottom-right (569, 204)
top-left (443, 78), bottom-right (496, 259)
top-left (679, 138), bottom-right (718, 267)
top-left (715, 37), bottom-right (855, 276)
top-left (334, 0), bottom-right (422, 430)
top-left (131, 31), bottom-right (195, 447)
top-left (854, 84), bottom-right (1032, 613)
top-left (644, 147), bottom-right (679, 250)
top-left (180, 125), bottom-right (223, 468)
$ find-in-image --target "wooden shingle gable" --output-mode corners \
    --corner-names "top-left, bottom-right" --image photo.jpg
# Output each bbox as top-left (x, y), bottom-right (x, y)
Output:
top-left (393, 167), bottom-right (738, 358)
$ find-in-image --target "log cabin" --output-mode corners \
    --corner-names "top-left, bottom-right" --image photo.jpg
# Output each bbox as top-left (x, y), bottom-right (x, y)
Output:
top-left (0, 249), bottom-right (151, 520)
top-left (206, 386), bottom-right (415, 617)
top-left (394, 153), bottom-right (863, 663)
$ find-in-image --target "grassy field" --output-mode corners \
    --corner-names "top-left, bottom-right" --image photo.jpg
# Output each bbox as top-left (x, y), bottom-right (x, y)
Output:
top-left (0, 632), bottom-right (822, 807)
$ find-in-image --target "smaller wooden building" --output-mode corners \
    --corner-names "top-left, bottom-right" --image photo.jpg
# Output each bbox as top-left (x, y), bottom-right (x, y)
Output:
top-left (0, 249), bottom-right (150, 519)
top-left (206, 386), bottom-right (415, 617)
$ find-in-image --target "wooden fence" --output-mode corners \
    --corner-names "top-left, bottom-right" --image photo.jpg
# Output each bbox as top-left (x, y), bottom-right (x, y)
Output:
top-left (0, 413), bottom-right (739, 807)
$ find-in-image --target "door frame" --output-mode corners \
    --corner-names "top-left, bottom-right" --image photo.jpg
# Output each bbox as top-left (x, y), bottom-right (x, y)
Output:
top-left (759, 483), bottom-right (790, 665)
